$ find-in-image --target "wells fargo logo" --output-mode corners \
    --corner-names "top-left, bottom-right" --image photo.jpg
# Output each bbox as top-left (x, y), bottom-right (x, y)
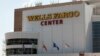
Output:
top-left (27, 11), bottom-right (80, 26)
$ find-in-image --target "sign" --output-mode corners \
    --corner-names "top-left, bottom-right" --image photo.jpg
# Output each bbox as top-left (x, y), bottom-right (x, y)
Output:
top-left (41, 19), bottom-right (63, 26)
top-left (27, 11), bottom-right (80, 21)
top-left (27, 11), bottom-right (80, 26)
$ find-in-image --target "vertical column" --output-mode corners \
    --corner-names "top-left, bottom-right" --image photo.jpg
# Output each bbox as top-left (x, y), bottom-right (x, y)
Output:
top-left (14, 9), bottom-right (22, 32)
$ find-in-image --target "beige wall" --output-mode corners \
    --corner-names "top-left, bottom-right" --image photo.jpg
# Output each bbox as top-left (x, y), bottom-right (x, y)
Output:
top-left (72, 0), bottom-right (100, 15)
top-left (22, 2), bottom-right (93, 53)
top-left (14, 1), bottom-right (84, 32)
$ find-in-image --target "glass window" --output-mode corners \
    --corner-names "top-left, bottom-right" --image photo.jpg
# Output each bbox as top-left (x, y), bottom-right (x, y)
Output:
top-left (6, 38), bottom-right (38, 45)
top-left (6, 48), bottom-right (37, 55)
top-left (92, 22), bottom-right (100, 52)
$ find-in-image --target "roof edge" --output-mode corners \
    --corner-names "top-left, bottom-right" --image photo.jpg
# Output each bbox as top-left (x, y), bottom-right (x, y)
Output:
top-left (15, 1), bottom-right (89, 11)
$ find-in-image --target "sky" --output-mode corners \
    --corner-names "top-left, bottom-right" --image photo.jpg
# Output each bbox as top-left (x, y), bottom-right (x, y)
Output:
top-left (0, 0), bottom-right (72, 56)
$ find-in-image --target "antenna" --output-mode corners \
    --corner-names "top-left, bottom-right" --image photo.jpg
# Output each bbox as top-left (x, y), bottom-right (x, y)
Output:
top-left (30, 3), bottom-right (33, 7)
top-left (50, 0), bottom-right (59, 4)
top-left (35, 2), bottom-right (42, 6)
top-left (23, 3), bottom-right (34, 8)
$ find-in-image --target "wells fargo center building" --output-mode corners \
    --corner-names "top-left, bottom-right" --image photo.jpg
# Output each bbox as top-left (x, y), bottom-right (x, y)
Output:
top-left (5, 1), bottom-right (100, 56)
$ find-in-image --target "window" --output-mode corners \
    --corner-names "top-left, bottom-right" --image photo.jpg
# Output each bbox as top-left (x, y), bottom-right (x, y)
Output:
top-left (6, 48), bottom-right (37, 55)
top-left (6, 38), bottom-right (38, 45)
top-left (92, 22), bottom-right (100, 52)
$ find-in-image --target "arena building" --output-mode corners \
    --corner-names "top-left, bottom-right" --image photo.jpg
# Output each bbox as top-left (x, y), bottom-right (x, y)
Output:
top-left (5, 1), bottom-right (100, 56)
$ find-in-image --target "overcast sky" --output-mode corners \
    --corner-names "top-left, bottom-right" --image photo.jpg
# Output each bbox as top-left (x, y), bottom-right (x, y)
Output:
top-left (0, 0), bottom-right (72, 56)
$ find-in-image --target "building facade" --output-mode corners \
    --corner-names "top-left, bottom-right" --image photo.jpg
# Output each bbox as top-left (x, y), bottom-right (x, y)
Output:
top-left (73, 0), bottom-right (100, 15)
top-left (5, 1), bottom-right (100, 56)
